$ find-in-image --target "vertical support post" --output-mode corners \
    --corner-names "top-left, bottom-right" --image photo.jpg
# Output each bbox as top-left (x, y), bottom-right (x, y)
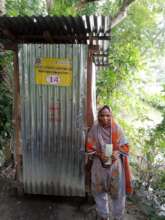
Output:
top-left (86, 47), bottom-right (94, 128)
top-left (13, 47), bottom-right (22, 181)
top-left (86, 45), bottom-right (99, 128)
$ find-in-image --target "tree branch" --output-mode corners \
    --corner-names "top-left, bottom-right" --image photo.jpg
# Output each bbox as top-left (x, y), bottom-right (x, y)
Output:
top-left (111, 0), bottom-right (136, 28)
top-left (77, 0), bottom-right (136, 28)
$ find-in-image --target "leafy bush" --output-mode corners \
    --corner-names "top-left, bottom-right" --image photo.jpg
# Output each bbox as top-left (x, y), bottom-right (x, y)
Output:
top-left (0, 52), bottom-right (13, 165)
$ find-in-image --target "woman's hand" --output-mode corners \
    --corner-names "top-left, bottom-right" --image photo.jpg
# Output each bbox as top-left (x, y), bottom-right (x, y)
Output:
top-left (96, 151), bottom-right (109, 162)
top-left (111, 150), bottom-right (119, 160)
top-left (100, 154), bottom-right (109, 163)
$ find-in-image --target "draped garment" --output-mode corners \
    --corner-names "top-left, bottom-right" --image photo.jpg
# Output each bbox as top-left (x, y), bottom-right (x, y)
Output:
top-left (87, 118), bottom-right (133, 195)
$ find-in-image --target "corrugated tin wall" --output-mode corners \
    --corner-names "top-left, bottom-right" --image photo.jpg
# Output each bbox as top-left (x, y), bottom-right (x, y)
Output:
top-left (19, 44), bottom-right (87, 196)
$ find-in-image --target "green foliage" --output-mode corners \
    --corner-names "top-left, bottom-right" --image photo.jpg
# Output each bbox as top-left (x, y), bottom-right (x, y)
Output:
top-left (48, 0), bottom-right (97, 16)
top-left (96, 1), bottom-right (165, 206)
top-left (78, 2), bottom-right (97, 16)
top-left (6, 0), bottom-right (46, 16)
top-left (48, 0), bottom-right (77, 16)
top-left (97, 42), bottom-right (142, 104)
top-left (0, 52), bottom-right (13, 164)
top-left (96, 0), bottom-right (159, 105)
top-left (152, 170), bottom-right (165, 190)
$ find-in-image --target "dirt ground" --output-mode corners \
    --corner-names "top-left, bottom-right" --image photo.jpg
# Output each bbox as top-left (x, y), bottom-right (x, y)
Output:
top-left (0, 175), bottom-right (148, 220)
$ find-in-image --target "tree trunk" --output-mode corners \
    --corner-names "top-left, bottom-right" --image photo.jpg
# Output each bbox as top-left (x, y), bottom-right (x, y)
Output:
top-left (77, 0), bottom-right (136, 28)
top-left (111, 0), bottom-right (136, 28)
top-left (45, 0), bottom-right (54, 13)
top-left (0, 0), bottom-right (6, 15)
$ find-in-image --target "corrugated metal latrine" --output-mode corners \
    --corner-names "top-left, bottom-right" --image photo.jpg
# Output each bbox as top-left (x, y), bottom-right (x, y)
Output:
top-left (19, 44), bottom-right (87, 196)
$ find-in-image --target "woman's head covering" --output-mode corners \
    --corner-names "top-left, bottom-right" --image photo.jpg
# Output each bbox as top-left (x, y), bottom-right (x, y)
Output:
top-left (97, 105), bottom-right (112, 128)
top-left (97, 105), bottom-right (112, 117)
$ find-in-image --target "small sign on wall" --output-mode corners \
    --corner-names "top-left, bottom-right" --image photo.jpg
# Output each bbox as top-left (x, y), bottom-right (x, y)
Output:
top-left (35, 58), bottom-right (72, 86)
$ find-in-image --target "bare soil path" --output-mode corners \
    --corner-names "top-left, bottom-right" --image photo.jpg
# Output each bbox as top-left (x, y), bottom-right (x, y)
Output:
top-left (0, 176), bottom-right (148, 220)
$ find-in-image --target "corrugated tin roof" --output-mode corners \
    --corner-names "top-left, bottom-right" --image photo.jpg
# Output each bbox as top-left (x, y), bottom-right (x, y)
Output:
top-left (0, 15), bottom-right (111, 44)
top-left (0, 15), bottom-right (111, 66)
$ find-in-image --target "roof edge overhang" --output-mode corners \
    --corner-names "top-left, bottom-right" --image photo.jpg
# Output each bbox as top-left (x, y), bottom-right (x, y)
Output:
top-left (0, 15), bottom-right (111, 44)
top-left (0, 15), bottom-right (111, 67)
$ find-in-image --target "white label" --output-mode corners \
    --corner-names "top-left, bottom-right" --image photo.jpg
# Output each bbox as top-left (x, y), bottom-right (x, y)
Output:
top-left (46, 75), bottom-right (60, 85)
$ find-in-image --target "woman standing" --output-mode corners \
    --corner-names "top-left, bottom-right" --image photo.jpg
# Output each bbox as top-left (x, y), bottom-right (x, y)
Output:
top-left (86, 106), bottom-right (132, 220)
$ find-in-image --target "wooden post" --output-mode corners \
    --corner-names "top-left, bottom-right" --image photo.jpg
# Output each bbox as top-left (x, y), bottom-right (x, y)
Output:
top-left (86, 45), bottom-right (99, 128)
top-left (86, 47), bottom-right (94, 128)
top-left (13, 47), bottom-right (22, 181)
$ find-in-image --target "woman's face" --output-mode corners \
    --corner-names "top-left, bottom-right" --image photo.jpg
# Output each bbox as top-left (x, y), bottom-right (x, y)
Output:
top-left (98, 108), bottom-right (112, 127)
